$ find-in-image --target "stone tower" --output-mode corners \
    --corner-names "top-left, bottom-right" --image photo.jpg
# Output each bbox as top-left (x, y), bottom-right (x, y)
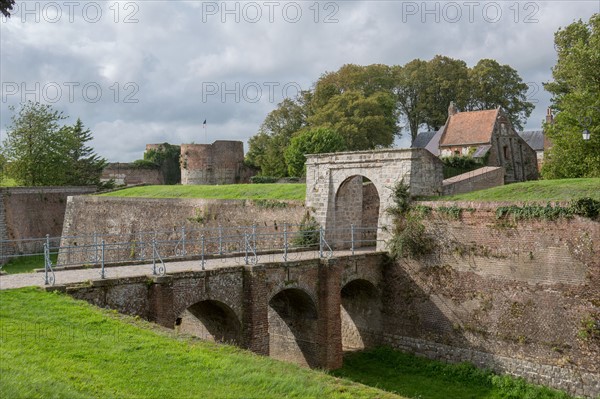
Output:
top-left (180, 140), bottom-right (246, 185)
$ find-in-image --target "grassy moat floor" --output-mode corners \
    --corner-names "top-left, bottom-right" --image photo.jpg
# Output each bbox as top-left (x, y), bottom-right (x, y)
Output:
top-left (0, 288), bottom-right (577, 399)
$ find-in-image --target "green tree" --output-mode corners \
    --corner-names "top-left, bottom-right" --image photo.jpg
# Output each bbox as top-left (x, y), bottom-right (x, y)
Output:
top-left (542, 14), bottom-right (600, 178)
top-left (421, 55), bottom-right (471, 131)
top-left (392, 60), bottom-right (430, 143)
top-left (144, 143), bottom-right (181, 184)
top-left (0, 0), bottom-right (15, 17)
top-left (308, 90), bottom-right (398, 150)
top-left (2, 102), bottom-right (105, 186)
top-left (284, 128), bottom-right (347, 177)
top-left (245, 96), bottom-right (308, 177)
top-left (2, 102), bottom-right (67, 185)
top-left (61, 119), bottom-right (107, 186)
top-left (467, 59), bottom-right (534, 131)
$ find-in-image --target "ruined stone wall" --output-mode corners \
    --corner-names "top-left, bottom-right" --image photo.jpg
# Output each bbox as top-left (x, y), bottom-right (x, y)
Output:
top-left (0, 187), bottom-right (96, 257)
top-left (382, 202), bottom-right (600, 398)
top-left (101, 163), bottom-right (164, 186)
top-left (181, 141), bottom-right (252, 185)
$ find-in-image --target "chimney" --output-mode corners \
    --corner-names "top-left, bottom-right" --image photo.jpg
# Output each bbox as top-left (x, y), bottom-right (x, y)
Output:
top-left (448, 101), bottom-right (458, 117)
top-left (546, 107), bottom-right (554, 124)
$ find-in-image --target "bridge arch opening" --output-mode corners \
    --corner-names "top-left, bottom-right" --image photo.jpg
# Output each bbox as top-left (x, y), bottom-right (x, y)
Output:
top-left (334, 175), bottom-right (380, 249)
top-left (268, 288), bottom-right (319, 367)
top-left (341, 279), bottom-right (382, 351)
top-left (176, 300), bottom-right (242, 346)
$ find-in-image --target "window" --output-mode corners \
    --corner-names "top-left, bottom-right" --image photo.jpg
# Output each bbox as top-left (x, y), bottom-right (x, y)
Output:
top-left (503, 145), bottom-right (510, 160)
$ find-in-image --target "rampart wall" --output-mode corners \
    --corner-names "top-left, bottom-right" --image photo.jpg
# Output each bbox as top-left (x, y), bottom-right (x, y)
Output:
top-left (383, 202), bottom-right (599, 397)
top-left (0, 186), bottom-right (96, 257)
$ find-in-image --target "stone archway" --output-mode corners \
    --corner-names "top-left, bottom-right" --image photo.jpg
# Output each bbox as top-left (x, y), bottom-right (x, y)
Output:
top-left (340, 279), bottom-right (382, 351)
top-left (334, 176), bottom-right (380, 249)
top-left (305, 148), bottom-right (444, 250)
top-left (268, 288), bottom-right (319, 367)
top-left (176, 300), bottom-right (242, 345)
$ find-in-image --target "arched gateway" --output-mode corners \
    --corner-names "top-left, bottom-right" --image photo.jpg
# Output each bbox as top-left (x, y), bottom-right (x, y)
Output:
top-left (305, 148), bottom-right (443, 250)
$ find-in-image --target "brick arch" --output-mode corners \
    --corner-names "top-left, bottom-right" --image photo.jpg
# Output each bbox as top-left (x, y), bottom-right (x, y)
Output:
top-left (175, 299), bottom-right (242, 346)
top-left (172, 290), bottom-right (242, 328)
top-left (268, 287), bottom-right (320, 368)
top-left (340, 278), bottom-right (382, 351)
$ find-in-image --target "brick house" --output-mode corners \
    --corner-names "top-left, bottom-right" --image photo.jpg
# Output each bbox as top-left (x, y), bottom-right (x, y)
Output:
top-left (437, 104), bottom-right (539, 183)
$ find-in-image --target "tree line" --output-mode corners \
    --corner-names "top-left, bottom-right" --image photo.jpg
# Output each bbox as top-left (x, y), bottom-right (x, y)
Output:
top-left (246, 56), bottom-right (534, 177)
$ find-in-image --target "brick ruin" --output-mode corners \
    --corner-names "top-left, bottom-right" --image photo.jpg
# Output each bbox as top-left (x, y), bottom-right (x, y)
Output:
top-left (180, 141), bottom-right (254, 185)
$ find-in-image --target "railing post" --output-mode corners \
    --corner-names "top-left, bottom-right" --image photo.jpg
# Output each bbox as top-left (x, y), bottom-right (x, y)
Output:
top-left (201, 235), bottom-right (205, 270)
top-left (252, 224), bottom-right (257, 251)
top-left (44, 234), bottom-right (50, 285)
top-left (218, 224), bottom-right (223, 255)
top-left (351, 224), bottom-right (355, 255)
top-left (244, 233), bottom-right (249, 265)
top-left (181, 226), bottom-right (186, 256)
top-left (100, 240), bottom-right (106, 279)
top-left (283, 222), bottom-right (288, 262)
top-left (93, 231), bottom-right (98, 263)
top-left (319, 227), bottom-right (323, 258)
top-left (152, 238), bottom-right (157, 275)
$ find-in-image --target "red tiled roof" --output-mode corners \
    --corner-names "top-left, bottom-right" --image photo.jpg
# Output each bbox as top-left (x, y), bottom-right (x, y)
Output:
top-left (440, 109), bottom-right (499, 146)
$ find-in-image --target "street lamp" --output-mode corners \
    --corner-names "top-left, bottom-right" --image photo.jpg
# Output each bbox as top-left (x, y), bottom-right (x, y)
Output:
top-left (582, 128), bottom-right (591, 141)
top-left (580, 107), bottom-right (600, 141)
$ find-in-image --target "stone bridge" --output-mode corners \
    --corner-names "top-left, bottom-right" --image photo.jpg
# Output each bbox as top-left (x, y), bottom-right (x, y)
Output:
top-left (57, 252), bottom-right (386, 369)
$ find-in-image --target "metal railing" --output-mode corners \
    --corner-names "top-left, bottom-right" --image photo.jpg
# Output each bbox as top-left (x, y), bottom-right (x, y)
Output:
top-left (0, 224), bottom-right (382, 286)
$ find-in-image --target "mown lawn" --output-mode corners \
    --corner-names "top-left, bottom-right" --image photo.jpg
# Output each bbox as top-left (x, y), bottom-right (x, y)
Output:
top-left (435, 178), bottom-right (600, 202)
top-left (333, 348), bottom-right (574, 399)
top-left (100, 184), bottom-right (306, 200)
top-left (1, 254), bottom-right (56, 274)
top-left (0, 289), bottom-right (579, 399)
top-left (0, 288), bottom-right (402, 399)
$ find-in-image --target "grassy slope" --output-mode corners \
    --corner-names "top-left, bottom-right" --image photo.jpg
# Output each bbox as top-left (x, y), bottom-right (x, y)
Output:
top-left (0, 177), bottom-right (17, 187)
top-left (0, 289), bottom-right (578, 399)
top-left (100, 184), bottom-right (306, 201)
top-left (436, 178), bottom-right (600, 202)
top-left (0, 288), bottom-right (402, 399)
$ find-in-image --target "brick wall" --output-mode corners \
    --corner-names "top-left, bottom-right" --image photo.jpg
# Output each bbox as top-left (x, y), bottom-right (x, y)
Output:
top-left (382, 202), bottom-right (599, 397)
top-left (0, 187), bottom-right (96, 257)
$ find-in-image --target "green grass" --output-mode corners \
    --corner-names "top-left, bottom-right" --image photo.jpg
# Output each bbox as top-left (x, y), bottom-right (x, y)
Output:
top-left (0, 176), bottom-right (18, 187)
top-left (101, 184), bottom-right (307, 200)
top-left (0, 288), bottom-right (403, 399)
top-left (435, 178), bottom-right (600, 202)
top-left (1, 254), bottom-right (56, 274)
top-left (332, 348), bottom-right (575, 399)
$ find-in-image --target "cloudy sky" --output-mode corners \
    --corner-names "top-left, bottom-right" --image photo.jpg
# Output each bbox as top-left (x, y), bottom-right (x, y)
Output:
top-left (1, 0), bottom-right (598, 162)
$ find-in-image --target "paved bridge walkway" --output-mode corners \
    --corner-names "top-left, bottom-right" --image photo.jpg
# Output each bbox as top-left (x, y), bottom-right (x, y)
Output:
top-left (0, 248), bottom-right (376, 290)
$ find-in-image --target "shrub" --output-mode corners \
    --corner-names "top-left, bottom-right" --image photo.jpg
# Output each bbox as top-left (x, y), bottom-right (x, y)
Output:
top-left (250, 176), bottom-right (278, 184)
top-left (293, 214), bottom-right (320, 247)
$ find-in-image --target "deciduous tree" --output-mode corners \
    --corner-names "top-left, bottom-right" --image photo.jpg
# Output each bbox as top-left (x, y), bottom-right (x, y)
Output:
top-left (284, 128), bottom-right (346, 177)
top-left (542, 14), bottom-right (600, 178)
